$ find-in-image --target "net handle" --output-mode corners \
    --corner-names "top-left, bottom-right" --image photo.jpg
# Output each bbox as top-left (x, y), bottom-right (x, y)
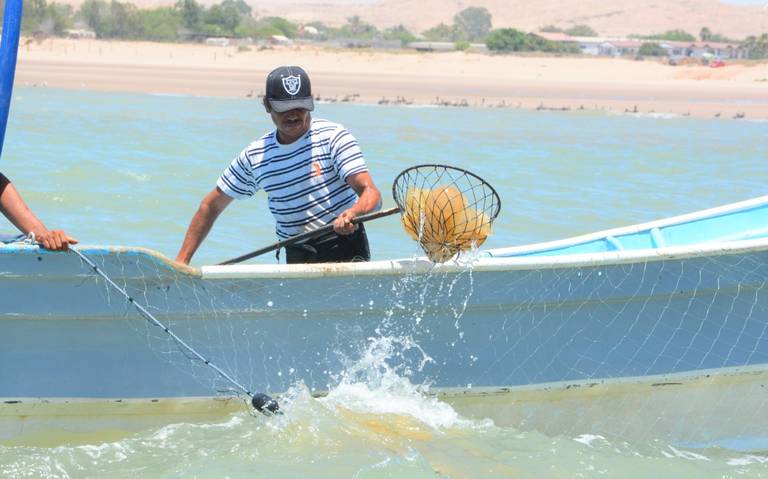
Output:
top-left (218, 207), bottom-right (401, 265)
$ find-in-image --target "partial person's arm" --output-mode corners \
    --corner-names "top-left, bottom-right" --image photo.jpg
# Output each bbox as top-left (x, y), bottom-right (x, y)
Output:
top-left (333, 171), bottom-right (382, 235)
top-left (0, 173), bottom-right (78, 251)
top-left (175, 186), bottom-right (233, 264)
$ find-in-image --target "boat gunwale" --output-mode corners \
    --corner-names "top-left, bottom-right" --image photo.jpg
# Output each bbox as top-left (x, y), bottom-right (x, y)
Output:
top-left (3, 195), bottom-right (768, 280)
top-left (486, 194), bottom-right (768, 257)
top-left (198, 237), bottom-right (768, 279)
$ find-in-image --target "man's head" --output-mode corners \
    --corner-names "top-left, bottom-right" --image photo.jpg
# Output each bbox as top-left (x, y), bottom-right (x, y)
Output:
top-left (264, 66), bottom-right (314, 144)
top-left (264, 65), bottom-right (314, 113)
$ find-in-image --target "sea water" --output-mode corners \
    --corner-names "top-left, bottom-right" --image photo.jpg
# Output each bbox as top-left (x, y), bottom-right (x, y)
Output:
top-left (1, 88), bottom-right (767, 477)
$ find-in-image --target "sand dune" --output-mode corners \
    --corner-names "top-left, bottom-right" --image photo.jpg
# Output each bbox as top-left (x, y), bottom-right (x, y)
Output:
top-left (256, 0), bottom-right (768, 39)
top-left (51, 0), bottom-right (768, 38)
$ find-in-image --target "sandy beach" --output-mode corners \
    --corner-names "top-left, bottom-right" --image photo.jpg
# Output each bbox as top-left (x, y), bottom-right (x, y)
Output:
top-left (15, 38), bottom-right (768, 119)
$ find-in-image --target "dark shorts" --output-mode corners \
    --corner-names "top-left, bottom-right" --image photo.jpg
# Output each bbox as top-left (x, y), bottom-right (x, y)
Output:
top-left (284, 224), bottom-right (370, 264)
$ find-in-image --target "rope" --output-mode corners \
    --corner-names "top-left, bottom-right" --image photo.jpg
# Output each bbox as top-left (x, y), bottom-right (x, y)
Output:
top-left (70, 248), bottom-right (278, 413)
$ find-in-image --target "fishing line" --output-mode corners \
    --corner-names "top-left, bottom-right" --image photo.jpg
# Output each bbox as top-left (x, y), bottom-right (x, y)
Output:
top-left (70, 247), bottom-right (280, 415)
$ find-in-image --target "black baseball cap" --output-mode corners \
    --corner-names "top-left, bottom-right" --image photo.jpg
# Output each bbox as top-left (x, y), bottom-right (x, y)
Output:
top-left (265, 66), bottom-right (314, 112)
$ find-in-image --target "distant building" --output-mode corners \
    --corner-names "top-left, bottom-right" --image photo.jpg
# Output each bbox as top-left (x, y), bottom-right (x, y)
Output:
top-left (205, 37), bottom-right (230, 47)
top-left (660, 41), bottom-right (749, 60)
top-left (406, 42), bottom-right (455, 52)
top-left (536, 32), bottom-right (646, 57)
top-left (269, 35), bottom-right (293, 46)
top-left (536, 31), bottom-right (751, 60)
top-left (298, 25), bottom-right (319, 37)
top-left (64, 29), bottom-right (96, 39)
top-left (601, 40), bottom-right (644, 57)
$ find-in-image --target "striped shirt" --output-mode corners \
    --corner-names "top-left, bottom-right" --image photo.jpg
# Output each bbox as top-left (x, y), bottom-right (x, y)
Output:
top-left (217, 119), bottom-right (368, 239)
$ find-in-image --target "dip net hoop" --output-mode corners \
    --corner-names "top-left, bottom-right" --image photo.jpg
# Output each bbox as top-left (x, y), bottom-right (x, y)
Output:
top-left (392, 164), bottom-right (501, 263)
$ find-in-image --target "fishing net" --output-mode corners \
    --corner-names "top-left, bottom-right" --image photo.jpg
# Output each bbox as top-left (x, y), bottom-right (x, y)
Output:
top-left (392, 165), bottom-right (501, 263)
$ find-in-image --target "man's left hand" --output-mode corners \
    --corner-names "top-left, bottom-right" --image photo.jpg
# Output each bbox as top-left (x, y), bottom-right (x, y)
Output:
top-left (333, 209), bottom-right (358, 235)
top-left (37, 230), bottom-right (78, 251)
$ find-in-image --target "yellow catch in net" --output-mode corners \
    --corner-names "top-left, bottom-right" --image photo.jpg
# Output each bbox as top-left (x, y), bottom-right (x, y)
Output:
top-left (402, 186), bottom-right (491, 263)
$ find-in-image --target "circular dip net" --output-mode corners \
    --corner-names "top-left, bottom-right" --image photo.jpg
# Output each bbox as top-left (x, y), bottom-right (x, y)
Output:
top-left (392, 164), bottom-right (501, 263)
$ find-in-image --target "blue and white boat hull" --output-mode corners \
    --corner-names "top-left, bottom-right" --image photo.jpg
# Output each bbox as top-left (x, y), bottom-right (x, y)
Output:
top-left (2, 196), bottom-right (768, 445)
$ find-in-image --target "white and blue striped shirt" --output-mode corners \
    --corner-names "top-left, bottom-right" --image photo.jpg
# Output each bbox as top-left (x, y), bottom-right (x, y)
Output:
top-left (217, 119), bottom-right (368, 239)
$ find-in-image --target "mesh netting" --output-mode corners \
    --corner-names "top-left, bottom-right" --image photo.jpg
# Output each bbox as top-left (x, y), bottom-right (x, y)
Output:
top-left (392, 165), bottom-right (501, 263)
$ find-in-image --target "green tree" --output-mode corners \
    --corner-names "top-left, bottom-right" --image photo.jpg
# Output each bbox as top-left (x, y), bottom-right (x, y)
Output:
top-left (565, 24), bottom-right (597, 37)
top-left (77, 0), bottom-right (142, 38)
top-left (22, 0), bottom-right (48, 32)
top-left (383, 24), bottom-right (416, 45)
top-left (77, 0), bottom-right (116, 37)
top-left (698, 27), bottom-right (735, 43)
top-left (22, 0), bottom-right (73, 35)
top-left (44, 3), bottom-right (74, 34)
top-left (204, 5), bottom-right (238, 34)
top-left (339, 15), bottom-right (378, 39)
top-left (109, 0), bottom-right (142, 38)
top-left (453, 6), bottom-right (492, 42)
top-left (642, 30), bottom-right (696, 42)
top-left (174, 0), bottom-right (202, 31)
top-left (259, 16), bottom-right (297, 38)
top-left (638, 42), bottom-right (667, 56)
top-left (454, 40), bottom-right (470, 51)
top-left (422, 22), bottom-right (460, 41)
top-left (486, 28), bottom-right (579, 53)
top-left (139, 7), bottom-right (181, 40)
top-left (743, 33), bottom-right (768, 59)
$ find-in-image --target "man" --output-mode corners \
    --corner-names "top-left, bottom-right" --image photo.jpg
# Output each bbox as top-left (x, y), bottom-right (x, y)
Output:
top-left (176, 65), bottom-right (381, 265)
top-left (0, 173), bottom-right (77, 250)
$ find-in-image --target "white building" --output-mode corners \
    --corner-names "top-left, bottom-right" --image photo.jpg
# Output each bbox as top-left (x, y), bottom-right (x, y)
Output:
top-left (534, 32), bottom-right (752, 59)
top-left (64, 29), bottom-right (96, 39)
top-left (269, 35), bottom-right (293, 46)
top-left (660, 41), bottom-right (749, 60)
top-left (204, 37), bottom-right (229, 47)
top-left (536, 32), bottom-right (639, 56)
top-left (600, 40), bottom-right (644, 57)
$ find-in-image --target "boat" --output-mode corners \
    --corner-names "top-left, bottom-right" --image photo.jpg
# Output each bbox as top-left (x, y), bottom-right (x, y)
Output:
top-left (2, 195), bottom-right (768, 447)
top-left (0, 0), bottom-right (766, 446)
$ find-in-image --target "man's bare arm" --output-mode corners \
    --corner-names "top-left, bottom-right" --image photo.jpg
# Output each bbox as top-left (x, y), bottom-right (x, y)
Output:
top-left (175, 186), bottom-right (233, 264)
top-left (333, 171), bottom-right (382, 235)
top-left (0, 173), bottom-right (78, 250)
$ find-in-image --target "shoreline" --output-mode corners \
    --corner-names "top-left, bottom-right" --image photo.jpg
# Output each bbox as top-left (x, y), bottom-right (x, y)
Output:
top-left (14, 38), bottom-right (768, 120)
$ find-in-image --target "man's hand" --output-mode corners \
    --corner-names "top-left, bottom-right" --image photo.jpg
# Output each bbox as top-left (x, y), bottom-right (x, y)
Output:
top-left (333, 171), bottom-right (381, 236)
top-left (37, 230), bottom-right (78, 251)
top-left (333, 209), bottom-right (359, 235)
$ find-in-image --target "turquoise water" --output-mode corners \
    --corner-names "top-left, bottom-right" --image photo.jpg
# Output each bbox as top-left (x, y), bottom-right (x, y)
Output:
top-left (1, 88), bottom-right (768, 477)
top-left (1, 88), bottom-right (765, 265)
